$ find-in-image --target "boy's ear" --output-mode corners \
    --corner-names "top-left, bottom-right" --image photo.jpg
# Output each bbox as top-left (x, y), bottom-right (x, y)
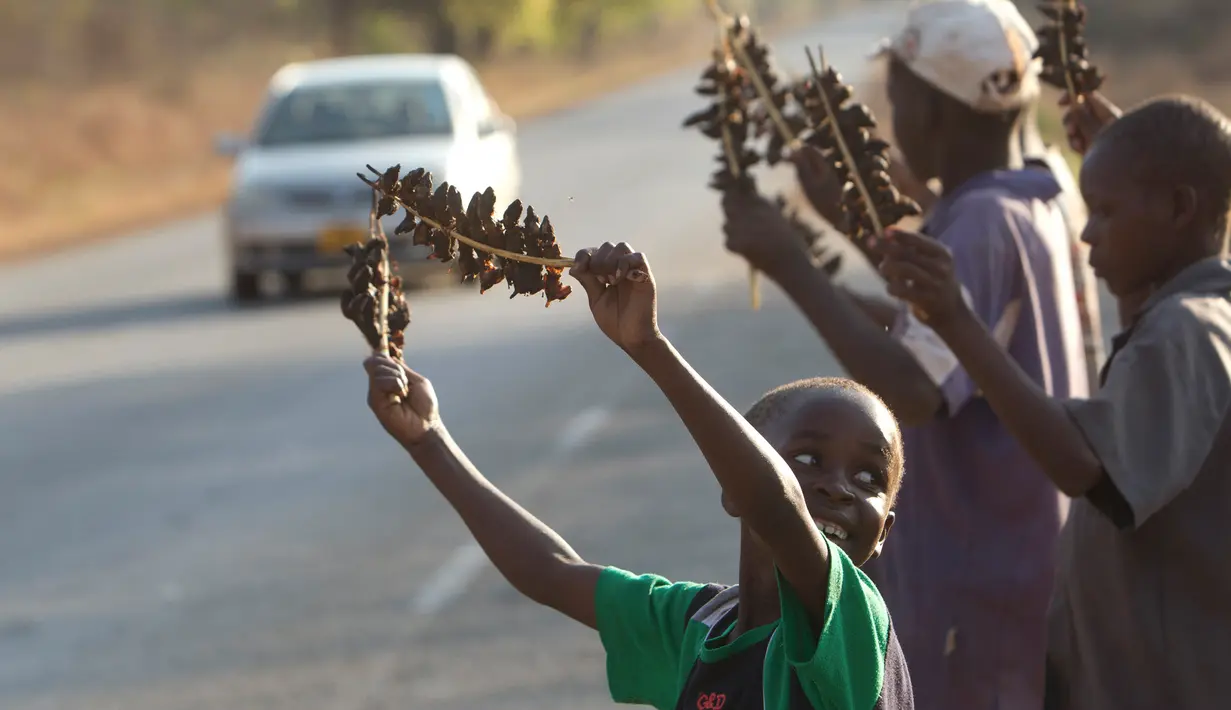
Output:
top-left (870, 511), bottom-right (896, 559)
top-left (720, 490), bottom-right (740, 519)
top-left (1172, 184), bottom-right (1200, 231)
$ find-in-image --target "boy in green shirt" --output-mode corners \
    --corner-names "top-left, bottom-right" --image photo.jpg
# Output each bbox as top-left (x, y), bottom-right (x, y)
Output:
top-left (364, 242), bottom-right (913, 710)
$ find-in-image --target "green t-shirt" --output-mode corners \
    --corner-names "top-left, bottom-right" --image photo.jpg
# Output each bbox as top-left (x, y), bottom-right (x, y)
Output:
top-left (594, 538), bottom-right (912, 710)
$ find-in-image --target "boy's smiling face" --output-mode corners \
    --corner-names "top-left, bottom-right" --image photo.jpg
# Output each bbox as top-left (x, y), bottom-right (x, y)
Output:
top-left (750, 389), bottom-right (901, 566)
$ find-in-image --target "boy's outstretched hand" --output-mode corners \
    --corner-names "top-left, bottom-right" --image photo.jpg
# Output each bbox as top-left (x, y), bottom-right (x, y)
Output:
top-left (722, 190), bottom-right (809, 275)
top-left (1060, 91), bottom-right (1121, 155)
top-left (365, 355), bottom-right (441, 449)
top-left (570, 242), bottom-right (661, 353)
top-left (792, 145), bottom-right (845, 228)
top-left (878, 229), bottom-right (966, 328)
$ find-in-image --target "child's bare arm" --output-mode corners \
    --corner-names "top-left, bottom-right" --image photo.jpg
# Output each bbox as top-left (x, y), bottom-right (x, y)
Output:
top-left (636, 339), bottom-right (832, 618)
top-left (720, 191), bottom-right (944, 425)
top-left (366, 357), bottom-right (602, 628)
top-left (841, 287), bottom-right (900, 330)
top-left (878, 231), bottom-right (1106, 496)
top-left (571, 244), bottom-right (832, 623)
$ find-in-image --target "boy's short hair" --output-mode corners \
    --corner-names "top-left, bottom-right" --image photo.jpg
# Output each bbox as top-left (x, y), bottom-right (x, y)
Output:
top-left (1096, 95), bottom-right (1231, 239)
top-left (745, 377), bottom-right (905, 502)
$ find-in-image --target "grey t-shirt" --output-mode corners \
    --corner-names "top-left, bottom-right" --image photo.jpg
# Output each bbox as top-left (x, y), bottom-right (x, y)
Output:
top-left (1047, 257), bottom-right (1231, 709)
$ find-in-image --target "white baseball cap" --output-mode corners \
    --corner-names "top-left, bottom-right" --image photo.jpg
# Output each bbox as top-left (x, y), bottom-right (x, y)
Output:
top-left (872, 0), bottom-right (1041, 113)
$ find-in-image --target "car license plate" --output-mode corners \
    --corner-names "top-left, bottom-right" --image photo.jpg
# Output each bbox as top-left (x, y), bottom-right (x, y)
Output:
top-left (317, 225), bottom-right (368, 254)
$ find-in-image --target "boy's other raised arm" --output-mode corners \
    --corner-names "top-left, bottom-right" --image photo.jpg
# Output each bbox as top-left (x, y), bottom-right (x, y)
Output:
top-left (365, 356), bottom-right (602, 628)
top-left (570, 244), bottom-right (832, 623)
top-left (878, 230), bottom-right (1106, 497)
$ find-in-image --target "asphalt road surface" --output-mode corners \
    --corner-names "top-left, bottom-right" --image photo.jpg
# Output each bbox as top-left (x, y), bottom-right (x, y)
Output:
top-left (0, 4), bottom-right (1118, 709)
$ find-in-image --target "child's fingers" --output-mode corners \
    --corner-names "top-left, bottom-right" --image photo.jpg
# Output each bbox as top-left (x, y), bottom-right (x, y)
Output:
top-left (569, 248), bottom-right (594, 276)
top-left (608, 242), bottom-right (636, 280)
top-left (885, 229), bottom-right (949, 259)
top-left (615, 252), bottom-right (652, 284)
top-left (364, 354), bottom-right (401, 377)
top-left (369, 363), bottom-right (405, 383)
top-left (569, 251), bottom-right (606, 305)
top-left (881, 261), bottom-right (941, 300)
top-left (398, 361), bottom-right (428, 386)
top-left (587, 242), bottom-right (620, 284)
top-left (372, 374), bottom-right (409, 397)
top-left (584, 242), bottom-right (637, 282)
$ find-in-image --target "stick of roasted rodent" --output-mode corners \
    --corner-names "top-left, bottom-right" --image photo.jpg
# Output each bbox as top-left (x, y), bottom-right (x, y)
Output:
top-left (1034, 1), bottom-right (1103, 102)
top-left (689, 1), bottom-right (818, 309)
top-left (796, 47), bottom-right (920, 269)
top-left (1034, 1), bottom-right (1108, 409)
top-left (341, 165), bottom-right (575, 358)
top-left (341, 194), bottom-right (411, 361)
top-left (684, 18), bottom-right (764, 308)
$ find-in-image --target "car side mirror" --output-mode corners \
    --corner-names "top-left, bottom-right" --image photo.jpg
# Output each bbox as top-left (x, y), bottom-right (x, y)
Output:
top-left (213, 132), bottom-right (247, 157)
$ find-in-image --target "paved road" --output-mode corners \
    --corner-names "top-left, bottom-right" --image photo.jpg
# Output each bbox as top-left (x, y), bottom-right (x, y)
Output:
top-left (0, 4), bottom-right (1117, 709)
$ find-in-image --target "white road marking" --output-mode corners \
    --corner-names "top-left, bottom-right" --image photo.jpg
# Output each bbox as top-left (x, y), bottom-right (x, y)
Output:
top-left (409, 405), bottom-right (611, 617)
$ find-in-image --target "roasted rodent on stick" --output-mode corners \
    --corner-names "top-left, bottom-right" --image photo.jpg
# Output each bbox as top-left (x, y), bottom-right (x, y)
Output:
top-left (732, 17), bottom-right (807, 167)
top-left (683, 39), bottom-right (758, 193)
top-left (796, 48), bottom-right (920, 263)
top-left (340, 165), bottom-right (573, 358)
top-left (340, 236), bottom-right (411, 360)
top-left (1034, 1), bottom-right (1103, 97)
top-left (685, 10), bottom-right (851, 295)
top-left (358, 164), bottom-right (572, 304)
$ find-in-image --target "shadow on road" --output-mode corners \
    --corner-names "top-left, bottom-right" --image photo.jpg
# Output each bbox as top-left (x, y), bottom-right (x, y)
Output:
top-left (0, 291), bottom-right (336, 341)
top-left (0, 269), bottom-right (471, 341)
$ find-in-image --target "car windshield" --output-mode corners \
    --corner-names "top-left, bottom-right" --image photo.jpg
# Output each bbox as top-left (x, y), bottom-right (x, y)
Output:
top-left (255, 80), bottom-right (452, 146)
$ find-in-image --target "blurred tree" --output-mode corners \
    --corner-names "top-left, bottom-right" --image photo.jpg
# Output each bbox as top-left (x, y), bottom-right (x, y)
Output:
top-left (414, 0), bottom-right (460, 54)
top-left (325, 0), bottom-right (359, 54)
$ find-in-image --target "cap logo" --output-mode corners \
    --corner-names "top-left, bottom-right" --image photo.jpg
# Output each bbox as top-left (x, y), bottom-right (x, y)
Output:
top-left (984, 69), bottom-right (1022, 98)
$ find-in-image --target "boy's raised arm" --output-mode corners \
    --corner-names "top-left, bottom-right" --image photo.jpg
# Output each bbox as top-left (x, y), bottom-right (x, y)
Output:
top-left (365, 357), bottom-right (602, 628)
top-left (720, 191), bottom-right (945, 425)
top-left (877, 230), bottom-right (1106, 497)
top-left (571, 244), bottom-right (832, 623)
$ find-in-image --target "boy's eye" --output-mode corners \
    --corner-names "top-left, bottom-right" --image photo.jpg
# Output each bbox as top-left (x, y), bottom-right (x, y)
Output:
top-left (854, 470), bottom-right (883, 489)
top-left (793, 453), bottom-right (820, 467)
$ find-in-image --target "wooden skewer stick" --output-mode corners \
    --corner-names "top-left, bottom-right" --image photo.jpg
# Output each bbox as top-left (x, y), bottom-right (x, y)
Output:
top-left (1056, 0), bottom-right (1079, 102)
top-left (368, 190), bottom-right (391, 357)
top-left (703, 0), bottom-right (764, 310)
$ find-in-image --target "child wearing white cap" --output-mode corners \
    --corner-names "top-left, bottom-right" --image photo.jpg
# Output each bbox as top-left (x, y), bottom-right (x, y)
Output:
top-left (723, 1), bottom-right (1091, 708)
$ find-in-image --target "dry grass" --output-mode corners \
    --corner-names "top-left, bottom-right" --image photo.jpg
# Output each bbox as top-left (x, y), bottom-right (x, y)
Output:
top-left (0, 5), bottom-right (833, 263)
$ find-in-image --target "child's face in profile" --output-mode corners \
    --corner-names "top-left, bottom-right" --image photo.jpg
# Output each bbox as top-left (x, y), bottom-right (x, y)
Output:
top-left (755, 391), bottom-right (900, 566)
top-left (1080, 140), bottom-right (1182, 297)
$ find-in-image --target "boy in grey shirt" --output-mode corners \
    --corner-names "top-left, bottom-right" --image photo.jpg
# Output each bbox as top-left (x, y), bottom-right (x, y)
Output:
top-left (879, 95), bottom-right (1231, 709)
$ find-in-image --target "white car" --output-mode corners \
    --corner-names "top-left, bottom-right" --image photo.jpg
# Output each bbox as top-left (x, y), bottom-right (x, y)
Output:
top-left (215, 54), bottom-right (521, 302)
